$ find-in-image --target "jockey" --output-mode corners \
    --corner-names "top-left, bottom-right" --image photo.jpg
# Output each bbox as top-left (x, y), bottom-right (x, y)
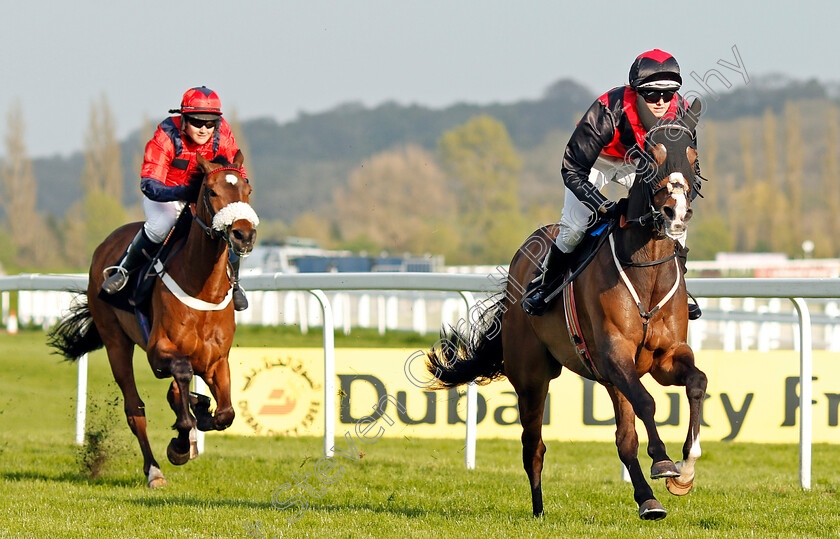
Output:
top-left (101, 86), bottom-right (250, 311)
top-left (522, 49), bottom-right (702, 318)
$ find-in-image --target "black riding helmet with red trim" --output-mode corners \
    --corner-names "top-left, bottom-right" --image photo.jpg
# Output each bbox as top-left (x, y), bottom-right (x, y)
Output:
top-left (629, 49), bottom-right (682, 90)
top-left (169, 86), bottom-right (223, 121)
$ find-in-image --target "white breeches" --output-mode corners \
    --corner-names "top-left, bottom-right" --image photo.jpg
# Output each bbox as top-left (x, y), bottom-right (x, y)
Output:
top-left (142, 197), bottom-right (186, 243)
top-left (556, 156), bottom-right (637, 252)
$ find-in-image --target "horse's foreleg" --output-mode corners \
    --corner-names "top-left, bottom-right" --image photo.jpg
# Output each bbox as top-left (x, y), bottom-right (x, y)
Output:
top-left (608, 361), bottom-right (678, 479)
top-left (516, 379), bottom-right (551, 517)
top-left (606, 386), bottom-right (665, 520)
top-left (653, 345), bottom-right (708, 495)
top-left (201, 359), bottom-right (235, 431)
top-left (165, 357), bottom-right (196, 465)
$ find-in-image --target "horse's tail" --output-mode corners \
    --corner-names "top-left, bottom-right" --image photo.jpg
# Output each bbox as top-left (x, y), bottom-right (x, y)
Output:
top-left (46, 292), bottom-right (103, 361)
top-left (425, 289), bottom-right (506, 389)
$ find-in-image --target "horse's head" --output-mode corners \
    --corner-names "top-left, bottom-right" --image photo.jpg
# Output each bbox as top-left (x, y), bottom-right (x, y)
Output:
top-left (195, 151), bottom-right (259, 257)
top-left (628, 96), bottom-right (702, 242)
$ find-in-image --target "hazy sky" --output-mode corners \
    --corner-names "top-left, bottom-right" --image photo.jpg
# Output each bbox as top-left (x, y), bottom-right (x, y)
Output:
top-left (1, 0), bottom-right (835, 157)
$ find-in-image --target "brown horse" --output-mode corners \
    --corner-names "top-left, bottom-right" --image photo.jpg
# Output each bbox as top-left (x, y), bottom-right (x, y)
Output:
top-left (48, 152), bottom-right (258, 488)
top-left (427, 98), bottom-right (707, 520)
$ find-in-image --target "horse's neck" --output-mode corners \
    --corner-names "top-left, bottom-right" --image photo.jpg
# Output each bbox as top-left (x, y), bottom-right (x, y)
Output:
top-left (172, 222), bottom-right (229, 295)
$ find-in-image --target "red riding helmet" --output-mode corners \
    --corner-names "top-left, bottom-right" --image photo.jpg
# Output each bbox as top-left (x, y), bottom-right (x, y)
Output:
top-left (169, 86), bottom-right (223, 120)
top-left (628, 49), bottom-right (682, 90)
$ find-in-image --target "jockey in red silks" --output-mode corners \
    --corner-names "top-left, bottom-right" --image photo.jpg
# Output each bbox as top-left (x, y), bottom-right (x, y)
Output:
top-left (522, 50), bottom-right (702, 318)
top-left (101, 86), bottom-right (251, 311)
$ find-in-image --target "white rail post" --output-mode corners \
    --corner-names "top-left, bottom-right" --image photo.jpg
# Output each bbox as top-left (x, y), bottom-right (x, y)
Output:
top-left (310, 290), bottom-right (335, 458)
top-left (193, 376), bottom-right (207, 454)
top-left (791, 298), bottom-right (812, 490)
top-left (75, 353), bottom-right (88, 445)
top-left (459, 291), bottom-right (477, 470)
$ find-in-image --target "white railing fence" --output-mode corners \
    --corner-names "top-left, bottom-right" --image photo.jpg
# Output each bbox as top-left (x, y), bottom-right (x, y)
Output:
top-left (2, 273), bottom-right (840, 490)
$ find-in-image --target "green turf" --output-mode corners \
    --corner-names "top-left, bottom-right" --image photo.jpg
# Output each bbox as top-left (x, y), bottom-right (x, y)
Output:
top-left (1, 328), bottom-right (839, 538)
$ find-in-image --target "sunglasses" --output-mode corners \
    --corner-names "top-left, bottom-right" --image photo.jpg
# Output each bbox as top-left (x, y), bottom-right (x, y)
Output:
top-left (639, 89), bottom-right (676, 103)
top-left (185, 117), bottom-right (218, 129)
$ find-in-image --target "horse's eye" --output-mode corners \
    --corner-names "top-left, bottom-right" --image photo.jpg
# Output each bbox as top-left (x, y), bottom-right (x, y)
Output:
top-left (208, 189), bottom-right (218, 198)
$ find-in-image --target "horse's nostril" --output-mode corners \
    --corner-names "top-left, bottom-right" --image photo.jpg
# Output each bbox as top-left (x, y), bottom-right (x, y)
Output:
top-left (232, 228), bottom-right (255, 244)
top-left (662, 206), bottom-right (676, 220)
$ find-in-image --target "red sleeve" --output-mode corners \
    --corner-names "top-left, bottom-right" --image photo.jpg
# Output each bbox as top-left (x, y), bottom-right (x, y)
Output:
top-left (140, 127), bottom-right (176, 184)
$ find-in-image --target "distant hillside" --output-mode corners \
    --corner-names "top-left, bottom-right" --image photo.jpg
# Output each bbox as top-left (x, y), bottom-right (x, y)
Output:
top-left (29, 75), bottom-right (838, 224)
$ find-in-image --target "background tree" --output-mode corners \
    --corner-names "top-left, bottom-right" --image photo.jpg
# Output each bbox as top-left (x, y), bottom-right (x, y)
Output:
top-left (736, 119), bottom-right (758, 251)
top-left (0, 100), bottom-right (61, 270)
top-left (783, 102), bottom-right (804, 255)
top-left (81, 95), bottom-right (123, 201)
top-left (333, 145), bottom-right (457, 256)
top-left (65, 95), bottom-right (127, 265)
top-left (821, 105), bottom-right (840, 257)
top-left (438, 115), bottom-right (527, 264)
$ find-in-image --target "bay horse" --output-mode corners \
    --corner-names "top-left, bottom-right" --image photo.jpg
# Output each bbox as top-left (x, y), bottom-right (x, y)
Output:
top-left (48, 152), bottom-right (258, 488)
top-left (427, 98), bottom-right (707, 520)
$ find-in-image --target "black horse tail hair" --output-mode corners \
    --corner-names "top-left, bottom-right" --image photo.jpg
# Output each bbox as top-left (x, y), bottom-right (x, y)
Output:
top-left (425, 289), bottom-right (506, 390)
top-left (46, 292), bottom-right (103, 361)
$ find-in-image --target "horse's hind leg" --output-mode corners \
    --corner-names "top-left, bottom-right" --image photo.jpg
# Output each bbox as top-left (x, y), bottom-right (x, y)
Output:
top-left (606, 386), bottom-right (665, 520)
top-left (101, 332), bottom-right (165, 488)
top-left (516, 377), bottom-right (551, 517)
top-left (165, 356), bottom-right (197, 466)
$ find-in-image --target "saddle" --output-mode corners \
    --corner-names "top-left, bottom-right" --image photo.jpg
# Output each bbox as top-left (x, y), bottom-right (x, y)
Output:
top-left (543, 216), bottom-right (619, 304)
top-left (97, 208), bottom-right (193, 321)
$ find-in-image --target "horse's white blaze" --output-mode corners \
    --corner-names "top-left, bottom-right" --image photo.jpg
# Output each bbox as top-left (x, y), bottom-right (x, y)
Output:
top-left (212, 201), bottom-right (260, 230)
top-left (665, 172), bottom-right (690, 241)
top-left (225, 173), bottom-right (238, 186)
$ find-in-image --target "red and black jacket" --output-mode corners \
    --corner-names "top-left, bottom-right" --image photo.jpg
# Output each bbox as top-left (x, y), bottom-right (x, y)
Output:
top-left (561, 86), bottom-right (696, 211)
top-left (140, 116), bottom-right (246, 202)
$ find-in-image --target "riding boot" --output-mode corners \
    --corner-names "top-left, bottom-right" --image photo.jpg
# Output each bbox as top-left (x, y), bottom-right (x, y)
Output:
top-left (522, 248), bottom-right (568, 316)
top-left (677, 245), bottom-right (702, 320)
top-left (229, 251), bottom-right (248, 311)
top-left (102, 229), bottom-right (160, 294)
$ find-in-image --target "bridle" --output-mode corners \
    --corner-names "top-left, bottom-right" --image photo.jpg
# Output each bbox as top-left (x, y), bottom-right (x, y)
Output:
top-left (193, 166), bottom-right (247, 246)
top-left (623, 123), bottom-right (694, 240)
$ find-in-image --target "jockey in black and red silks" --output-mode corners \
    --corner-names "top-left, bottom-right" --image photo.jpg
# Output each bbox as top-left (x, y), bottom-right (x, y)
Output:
top-left (523, 49), bottom-right (703, 318)
top-left (101, 86), bottom-right (251, 311)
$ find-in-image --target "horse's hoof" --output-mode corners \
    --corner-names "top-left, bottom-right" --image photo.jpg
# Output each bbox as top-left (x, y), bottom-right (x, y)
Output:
top-left (638, 499), bottom-right (667, 520)
top-left (147, 465), bottom-right (166, 489)
top-left (167, 438), bottom-right (191, 466)
top-left (666, 475), bottom-right (694, 496)
top-left (650, 460), bottom-right (680, 479)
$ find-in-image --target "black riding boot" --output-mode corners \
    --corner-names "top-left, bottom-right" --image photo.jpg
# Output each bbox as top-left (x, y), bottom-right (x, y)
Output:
top-left (677, 245), bottom-right (702, 320)
top-left (229, 251), bottom-right (248, 311)
top-left (102, 229), bottom-right (160, 294)
top-left (522, 248), bottom-right (568, 316)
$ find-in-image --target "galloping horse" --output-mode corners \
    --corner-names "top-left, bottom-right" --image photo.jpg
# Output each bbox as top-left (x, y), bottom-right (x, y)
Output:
top-left (48, 152), bottom-right (258, 488)
top-left (427, 98), bottom-right (707, 520)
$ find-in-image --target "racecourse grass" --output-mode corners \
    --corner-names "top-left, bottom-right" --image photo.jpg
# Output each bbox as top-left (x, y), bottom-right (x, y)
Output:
top-left (1, 328), bottom-right (839, 538)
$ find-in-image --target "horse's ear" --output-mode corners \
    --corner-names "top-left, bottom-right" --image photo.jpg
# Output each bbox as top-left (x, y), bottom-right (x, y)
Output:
top-left (196, 153), bottom-right (213, 173)
top-left (636, 94), bottom-right (659, 131)
top-left (682, 98), bottom-right (702, 132)
top-left (233, 150), bottom-right (245, 169)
